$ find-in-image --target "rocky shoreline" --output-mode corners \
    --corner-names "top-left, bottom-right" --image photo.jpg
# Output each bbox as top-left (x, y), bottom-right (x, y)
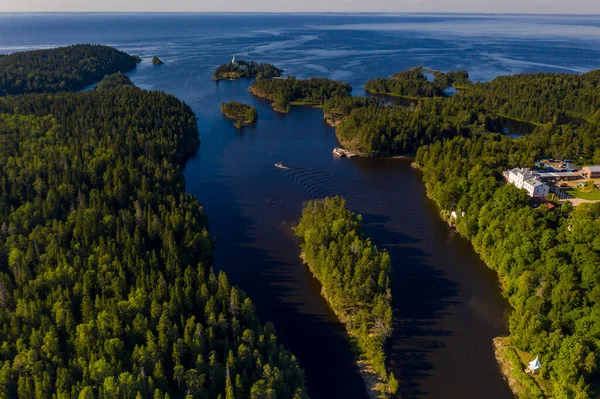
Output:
top-left (248, 86), bottom-right (290, 113)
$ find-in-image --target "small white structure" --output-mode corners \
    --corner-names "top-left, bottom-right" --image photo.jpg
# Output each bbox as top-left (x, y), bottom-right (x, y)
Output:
top-left (450, 211), bottom-right (465, 219)
top-left (528, 356), bottom-right (541, 375)
top-left (507, 167), bottom-right (550, 198)
top-left (231, 54), bottom-right (236, 64)
top-left (523, 178), bottom-right (550, 198)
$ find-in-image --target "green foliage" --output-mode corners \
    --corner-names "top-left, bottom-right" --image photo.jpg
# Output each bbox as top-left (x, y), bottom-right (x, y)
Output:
top-left (337, 67), bottom-right (600, 397)
top-left (390, 67), bottom-right (429, 82)
top-left (220, 101), bottom-right (258, 128)
top-left (0, 45), bottom-right (138, 95)
top-left (333, 69), bottom-right (600, 160)
top-left (364, 77), bottom-right (445, 98)
top-left (433, 70), bottom-right (472, 88)
top-left (96, 72), bottom-right (134, 90)
top-left (294, 197), bottom-right (393, 388)
top-left (415, 132), bottom-right (600, 398)
top-left (462, 70), bottom-right (600, 124)
top-left (335, 97), bottom-right (484, 156)
top-left (323, 96), bottom-right (378, 117)
top-left (504, 348), bottom-right (544, 398)
top-left (250, 77), bottom-right (352, 111)
top-left (213, 60), bottom-right (283, 81)
top-left (364, 66), bottom-right (468, 98)
top-left (0, 85), bottom-right (307, 397)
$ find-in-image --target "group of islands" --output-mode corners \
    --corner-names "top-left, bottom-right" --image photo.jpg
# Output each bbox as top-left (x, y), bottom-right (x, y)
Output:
top-left (0, 44), bottom-right (599, 399)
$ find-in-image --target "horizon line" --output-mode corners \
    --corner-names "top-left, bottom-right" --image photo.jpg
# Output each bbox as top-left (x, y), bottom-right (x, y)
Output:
top-left (0, 11), bottom-right (599, 16)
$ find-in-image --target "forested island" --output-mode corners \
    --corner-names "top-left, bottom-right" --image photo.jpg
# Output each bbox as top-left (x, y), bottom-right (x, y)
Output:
top-left (213, 59), bottom-right (283, 81)
top-left (0, 46), bottom-right (308, 399)
top-left (0, 44), bottom-right (138, 95)
top-left (363, 67), bottom-right (470, 99)
top-left (328, 68), bottom-right (600, 398)
top-left (221, 100), bottom-right (258, 128)
top-left (249, 77), bottom-right (352, 113)
top-left (295, 197), bottom-right (397, 398)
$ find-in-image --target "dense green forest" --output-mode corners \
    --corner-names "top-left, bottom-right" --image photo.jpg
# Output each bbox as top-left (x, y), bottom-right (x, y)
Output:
top-left (323, 96), bottom-right (379, 118)
top-left (431, 69), bottom-right (471, 88)
top-left (294, 197), bottom-right (397, 396)
top-left (0, 63), bottom-right (307, 397)
top-left (213, 60), bottom-right (283, 81)
top-left (96, 72), bottom-right (134, 90)
top-left (221, 101), bottom-right (258, 129)
top-left (249, 77), bottom-right (351, 113)
top-left (364, 77), bottom-right (445, 98)
top-left (332, 69), bottom-right (600, 157)
top-left (0, 45), bottom-right (138, 95)
top-left (415, 130), bottom-right (600, 398)
top-left (461, 70), bottom-right (600, 124)
top-left (364, 67), bottom-right (468, 98)
top-left (332, 97), bottom-right (483, 156)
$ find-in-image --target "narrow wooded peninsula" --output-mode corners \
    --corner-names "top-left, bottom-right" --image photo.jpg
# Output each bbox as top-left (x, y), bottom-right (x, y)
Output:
top-left (221, 100), bottom-right (258, 128)
top-left (249, 76), bottom-right (352, 113)
top-left (295, 197), bottom-right (397, 398)
top-left (327, 68), bottom-right (600, 398)
top-left (213, 59), bottom-right (283, 81)
top-left (0, 45), bottom-right (307, 399)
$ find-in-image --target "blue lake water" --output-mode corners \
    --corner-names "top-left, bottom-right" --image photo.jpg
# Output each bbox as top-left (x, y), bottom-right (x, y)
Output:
top-left (1, 13), bottom-right (599, 398)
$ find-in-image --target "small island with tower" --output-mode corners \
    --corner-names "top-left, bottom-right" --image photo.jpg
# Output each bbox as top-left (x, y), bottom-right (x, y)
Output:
top-left (213, 55), bottom-right (283, 81)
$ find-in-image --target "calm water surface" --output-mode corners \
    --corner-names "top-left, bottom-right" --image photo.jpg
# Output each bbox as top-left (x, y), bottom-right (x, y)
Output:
top-left (2, 13), bottom-right (600, 398)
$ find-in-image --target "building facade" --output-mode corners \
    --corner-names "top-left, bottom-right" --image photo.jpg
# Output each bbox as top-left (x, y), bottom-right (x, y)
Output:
top-left (506, 167), bottom-right (550, 198)
top-left (582, 166), bottom-right (600, 178)
top-left (523, 178), bottom-right (550, 198)
top-left (508, 168), bottom-right (538, 189)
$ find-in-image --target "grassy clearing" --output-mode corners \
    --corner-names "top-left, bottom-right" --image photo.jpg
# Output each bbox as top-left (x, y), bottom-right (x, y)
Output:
top-left (565, 187), bottom-right (600, 200)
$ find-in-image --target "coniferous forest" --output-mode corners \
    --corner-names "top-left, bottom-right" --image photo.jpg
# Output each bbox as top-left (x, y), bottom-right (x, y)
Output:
top-left (0, 45), bottom-right (139, 95)
top-left (0, 46), bottom-right (307, 399)
top-left (295, 197), bottom-right (396, 396)
top-left (220, 101), bottom-right (258, 129)
top-left (249, 77), bottom-right (352, 113)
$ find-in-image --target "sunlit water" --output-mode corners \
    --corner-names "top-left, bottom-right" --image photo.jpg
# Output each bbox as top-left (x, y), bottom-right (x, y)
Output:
top-left (2, 13), bottom-right (599, 398)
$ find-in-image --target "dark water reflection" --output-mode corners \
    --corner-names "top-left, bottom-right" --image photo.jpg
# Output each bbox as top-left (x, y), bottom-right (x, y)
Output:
top-left (182, 77), bottom-right (512, 398)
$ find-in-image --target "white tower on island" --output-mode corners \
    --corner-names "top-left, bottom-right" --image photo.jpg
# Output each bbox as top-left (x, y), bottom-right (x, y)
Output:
top-left (231, 54), bottom-right (236, 64)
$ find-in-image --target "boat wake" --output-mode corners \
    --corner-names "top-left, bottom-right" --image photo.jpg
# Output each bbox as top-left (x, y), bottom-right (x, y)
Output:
top-left (275, 164), bottom-right (385, 212)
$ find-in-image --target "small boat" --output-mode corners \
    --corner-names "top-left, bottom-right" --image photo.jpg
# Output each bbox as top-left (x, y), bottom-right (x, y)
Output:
top-left (274, 162), bottom-right (289, 170)
top-left (333, 148), bottom-right (346, 157)
top-left (333, 147), bottom-right (357, 158)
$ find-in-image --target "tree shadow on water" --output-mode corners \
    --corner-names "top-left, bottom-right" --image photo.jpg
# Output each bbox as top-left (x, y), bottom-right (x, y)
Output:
top-left (211, 201), bottom-right (370, 399)
top-left (361, 213), bottom-right (460, 399)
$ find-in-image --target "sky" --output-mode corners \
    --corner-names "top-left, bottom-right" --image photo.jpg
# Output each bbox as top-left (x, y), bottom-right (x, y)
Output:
top-left (0, 0), bottom-right (599, 14)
